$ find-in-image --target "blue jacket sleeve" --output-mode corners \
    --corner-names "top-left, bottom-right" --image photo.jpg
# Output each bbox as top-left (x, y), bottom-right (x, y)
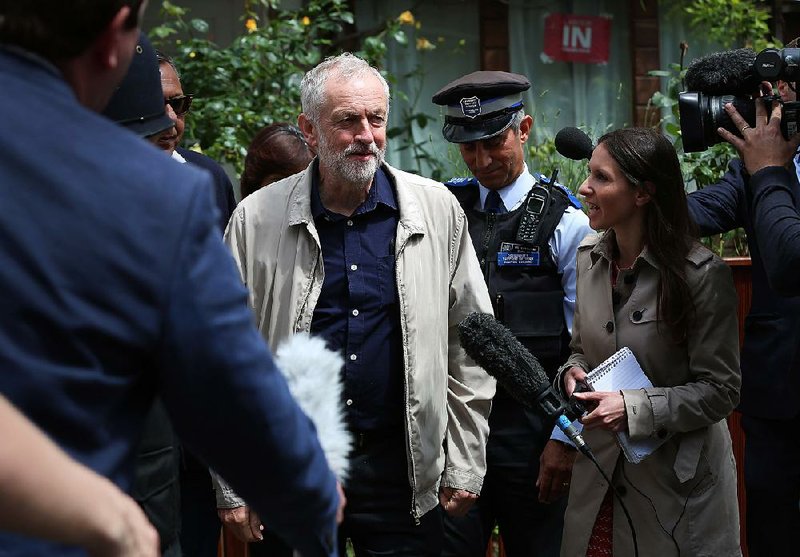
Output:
top-left (156, 185), bottom-right (338, 556)
top-left (686, 159), bottom-right (746, 236)
top-left (749, 165), bottom-right (800, 296)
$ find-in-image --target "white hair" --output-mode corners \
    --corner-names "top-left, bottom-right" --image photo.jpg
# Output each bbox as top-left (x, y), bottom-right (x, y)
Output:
top-left (509, 109), bottom-right (525, 133)
top-left (300, 52), bottom-right (390, 124)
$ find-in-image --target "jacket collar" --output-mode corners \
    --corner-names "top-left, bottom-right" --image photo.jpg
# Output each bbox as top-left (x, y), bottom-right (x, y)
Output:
top-left (584, 229), bottom-right (660, 271)
top-left (286, 159), bottom-right (427, 237)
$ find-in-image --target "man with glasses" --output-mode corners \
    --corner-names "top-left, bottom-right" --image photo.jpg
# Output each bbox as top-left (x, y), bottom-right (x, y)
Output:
top-left (154, 50), bottom-right (236, 232)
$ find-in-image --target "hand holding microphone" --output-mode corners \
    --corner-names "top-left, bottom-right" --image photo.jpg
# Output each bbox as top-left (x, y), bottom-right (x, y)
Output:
top-left (457, 312), bottom-right (592, 457)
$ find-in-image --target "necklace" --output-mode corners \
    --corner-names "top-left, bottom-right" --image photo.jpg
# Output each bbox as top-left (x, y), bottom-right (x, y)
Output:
top-left (612, 259), bottom-right (634, 273)
top-left (611, 258), bottom-right (634, 288)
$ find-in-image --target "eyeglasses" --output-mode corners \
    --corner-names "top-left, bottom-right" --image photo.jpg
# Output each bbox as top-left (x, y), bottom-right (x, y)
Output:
top-left (165, 95), bottom-right (193, 116)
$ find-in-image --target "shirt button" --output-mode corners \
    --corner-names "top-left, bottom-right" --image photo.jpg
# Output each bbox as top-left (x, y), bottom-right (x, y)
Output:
top-left (346, 220), bottom-right (354, 226)
top-left (350, 354), bottom-right (357, 361)
top-left (346, 399), bottom-right (353, 406)
top-left (632, 310), bottom-right (643, 322)
top-left (605, 321), bottom-right (614, 333)
top-left (352, 309), bottom-right (359, 317)
top-left (350, 264), bottom-right (358, 271)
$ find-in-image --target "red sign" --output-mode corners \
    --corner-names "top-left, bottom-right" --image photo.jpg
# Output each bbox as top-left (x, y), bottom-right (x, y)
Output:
top-left (542, 13), bottom-right (611, 64)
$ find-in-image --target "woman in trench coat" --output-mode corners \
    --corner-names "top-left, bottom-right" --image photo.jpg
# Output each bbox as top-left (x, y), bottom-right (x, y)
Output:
top-left (556, 127), bottom-right (742, 556)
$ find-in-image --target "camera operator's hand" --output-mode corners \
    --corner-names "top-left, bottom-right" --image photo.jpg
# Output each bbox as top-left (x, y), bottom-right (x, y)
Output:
top-left (718, 85), bottom-right (800, 174)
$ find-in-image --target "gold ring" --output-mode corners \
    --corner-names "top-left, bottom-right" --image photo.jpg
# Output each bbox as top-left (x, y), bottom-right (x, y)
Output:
top-left (740, 124), bottom-right (751, 133)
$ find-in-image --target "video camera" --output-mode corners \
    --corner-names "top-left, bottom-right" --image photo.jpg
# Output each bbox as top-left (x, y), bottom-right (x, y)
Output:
top-left (678, 47), bottom-right (800, 152)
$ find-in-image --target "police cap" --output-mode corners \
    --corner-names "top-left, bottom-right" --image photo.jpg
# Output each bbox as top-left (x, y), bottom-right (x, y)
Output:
top-left (102, 32), bottom-right (175, 139)
top-left (432, 70), bottom-right (530, 143)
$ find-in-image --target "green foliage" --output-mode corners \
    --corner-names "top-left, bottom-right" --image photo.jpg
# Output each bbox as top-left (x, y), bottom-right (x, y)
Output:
top-left (682, 0), bottom-right (772, 51)
top-left (149, 0), bottom-right (409, 174)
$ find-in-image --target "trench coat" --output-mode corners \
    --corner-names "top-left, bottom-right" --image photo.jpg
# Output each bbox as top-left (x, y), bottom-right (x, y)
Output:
top-left (555, 231), bottom-right (742, 557)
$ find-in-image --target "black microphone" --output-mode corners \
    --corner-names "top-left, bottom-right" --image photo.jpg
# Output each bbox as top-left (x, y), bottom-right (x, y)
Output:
top-left (458, 312), bottom-right (591, 457)
top-left (555, 126), bottom-right (594, 161)
top-left (684, 48), bottom-right (759, 96)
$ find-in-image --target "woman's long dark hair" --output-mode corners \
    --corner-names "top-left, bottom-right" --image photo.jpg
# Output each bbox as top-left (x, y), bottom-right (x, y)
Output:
top-left (598, 127), bottom-right (697, 343)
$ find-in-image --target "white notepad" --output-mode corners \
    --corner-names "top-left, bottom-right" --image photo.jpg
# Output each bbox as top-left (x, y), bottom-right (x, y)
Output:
top-left (585, 347), bottom-right (670, 463)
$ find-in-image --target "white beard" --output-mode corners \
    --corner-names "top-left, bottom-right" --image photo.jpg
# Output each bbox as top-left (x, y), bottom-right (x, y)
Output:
top-left (317, 134), bottom-right (385, 188)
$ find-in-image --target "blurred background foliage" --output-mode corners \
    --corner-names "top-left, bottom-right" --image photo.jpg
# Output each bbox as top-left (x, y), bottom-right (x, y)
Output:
top-left (150, 0), bottom-right (775, 257)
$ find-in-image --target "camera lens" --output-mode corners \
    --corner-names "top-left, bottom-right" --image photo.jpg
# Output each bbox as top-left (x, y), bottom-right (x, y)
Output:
top-left (678, 92), bottom-right (756, 152)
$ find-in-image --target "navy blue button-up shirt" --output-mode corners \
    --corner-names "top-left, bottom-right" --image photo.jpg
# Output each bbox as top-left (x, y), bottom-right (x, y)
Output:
top-left (310, 167), bottom-right (404, 431)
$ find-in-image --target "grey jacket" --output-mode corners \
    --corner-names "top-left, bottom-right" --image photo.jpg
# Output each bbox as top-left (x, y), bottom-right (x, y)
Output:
top-left (216, 161), bottom-right (495, 518)
top-left (555, 231), bottom-right (741, 557)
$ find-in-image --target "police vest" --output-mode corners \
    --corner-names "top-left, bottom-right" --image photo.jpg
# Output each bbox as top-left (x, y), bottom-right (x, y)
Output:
top-left (446, 175), bottom-right (576, 377)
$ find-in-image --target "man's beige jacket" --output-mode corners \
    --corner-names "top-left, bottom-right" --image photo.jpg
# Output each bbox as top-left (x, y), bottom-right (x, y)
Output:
top-left (221, 161), bottom-right (495, 519)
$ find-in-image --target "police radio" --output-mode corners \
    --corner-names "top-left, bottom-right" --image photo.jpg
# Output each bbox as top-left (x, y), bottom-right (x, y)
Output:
top-left (516, 170), bottom-right (557, 246)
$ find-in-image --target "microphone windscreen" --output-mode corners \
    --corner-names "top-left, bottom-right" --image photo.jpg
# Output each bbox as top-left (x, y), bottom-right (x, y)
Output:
top-left (555, 127), bottom-right (594, 161)
top-left (684, 48), bottom-right (759, 97)
top-left (457, 312), bottom-right (550, 408)
top-left (274, 333), bottom-right (351, 480)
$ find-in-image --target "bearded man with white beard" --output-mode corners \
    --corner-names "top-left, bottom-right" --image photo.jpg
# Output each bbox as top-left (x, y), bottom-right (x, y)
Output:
top-left (216, 52), bottom-right (496, 556)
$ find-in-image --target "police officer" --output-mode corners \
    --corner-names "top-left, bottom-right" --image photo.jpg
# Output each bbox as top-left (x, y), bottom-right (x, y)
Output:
top-left (433, 71), bottom-right (593, 557)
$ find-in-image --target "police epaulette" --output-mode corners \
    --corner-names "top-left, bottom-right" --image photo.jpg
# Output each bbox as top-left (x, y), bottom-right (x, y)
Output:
top-left (532, 172), bottom-right (583, 210)
top-left (444, 176), bottom-right (480, 188)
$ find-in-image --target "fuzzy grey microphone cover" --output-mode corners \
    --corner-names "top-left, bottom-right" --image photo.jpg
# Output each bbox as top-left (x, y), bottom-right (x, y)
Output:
top-left (208, 333), bottom-right (351, 510)
top-left (274, 333), bottom-right (351, 480)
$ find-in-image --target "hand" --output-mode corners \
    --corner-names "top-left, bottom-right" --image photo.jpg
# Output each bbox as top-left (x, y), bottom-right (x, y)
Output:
top-left (438, 487), bottom-right (478, 517)
top-left (573, 390), bottom-right (627, 432)
top-left (535, 440), bottom-right (577, 504)
top-left (86, 482), bottom-right (159, 557)
top-left (82, 478), bottom-right (161, 557)
top-left (217, 506), bottom-right (264, 543)
top-left (563, 366), bottom-right (588, 397)
top-left (335, 480), bottom-right (347, 524)
top-left (718, 85), bottom-right (800, 174)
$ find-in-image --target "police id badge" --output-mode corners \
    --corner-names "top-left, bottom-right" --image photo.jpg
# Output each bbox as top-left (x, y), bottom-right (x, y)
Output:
top-left (497, 242), bottom-right (540, 266)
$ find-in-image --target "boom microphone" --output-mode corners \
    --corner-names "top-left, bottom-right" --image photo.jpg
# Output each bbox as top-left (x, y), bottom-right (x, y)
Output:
top-left (684, 48), bottom-right (759, 96)
top-left (458, 312), bottom-right (591, 457)
top-left (555, 126), bottom-right (594, 161)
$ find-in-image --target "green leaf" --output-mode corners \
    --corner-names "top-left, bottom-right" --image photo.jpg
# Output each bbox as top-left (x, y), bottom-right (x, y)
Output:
top-left (190, 18), bottom-right (209, 33)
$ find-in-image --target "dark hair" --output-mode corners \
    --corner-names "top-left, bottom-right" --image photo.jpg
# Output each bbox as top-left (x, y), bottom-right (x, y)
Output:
top-left (0, 1), bottom-right (143, 60)
top-left (240, 124), bottom-right (314, 199)
top-left (598, 127), bottom-right (697, 343)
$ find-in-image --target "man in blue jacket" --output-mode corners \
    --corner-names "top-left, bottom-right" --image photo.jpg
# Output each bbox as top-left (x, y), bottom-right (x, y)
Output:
top-left (687, 95), bottom-right (800, 557)
top-left (0, 2), bottom-right (341, 555)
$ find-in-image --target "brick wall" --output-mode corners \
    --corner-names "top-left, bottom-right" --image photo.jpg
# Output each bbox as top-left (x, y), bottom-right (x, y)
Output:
top-left (629, 0), bottom-right (661, 126)
top-left (479, 0), bottom-right (509, 71)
